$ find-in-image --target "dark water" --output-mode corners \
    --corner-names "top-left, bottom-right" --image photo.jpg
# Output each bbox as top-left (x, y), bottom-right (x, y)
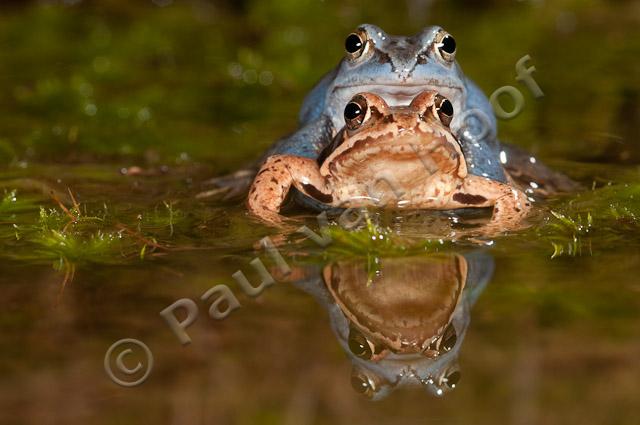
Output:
top-left (0, 1), bottom-right (639, 424)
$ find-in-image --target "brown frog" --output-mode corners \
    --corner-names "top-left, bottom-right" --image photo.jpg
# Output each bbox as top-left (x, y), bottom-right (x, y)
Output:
top-left (247, 90), bottom-right (531, 232)
top-left (324, 254), bottom-right (466, 362)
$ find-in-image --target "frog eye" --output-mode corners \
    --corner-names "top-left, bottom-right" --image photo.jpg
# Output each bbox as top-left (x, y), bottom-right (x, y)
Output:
top-left (435, 31), bottom-right (456, 62)
top-left (344, 95), bottom-right (369, 130)
top-left (348, 326), bottom-right (376, 360)
top-left (443, 369), bottom-right (461, 389)
top-left (434, 95), bottom-right (454, 127)
top-left (439, 322), bottom-right (457, 351)
top-left (345, 29), bottom-right (369, 59)
top-left (426, 322), bottom-right (457, 356)
top-left (350, 367), bottom-right (388, 399)
top-left (351, 373), bottom-right (376, 398)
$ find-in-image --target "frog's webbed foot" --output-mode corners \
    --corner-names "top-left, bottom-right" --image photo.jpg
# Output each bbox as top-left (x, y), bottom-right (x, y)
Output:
top-left (198, 168), bottom-right (257, 200)
top-left (456, 177), bottom-right (532, 234)
top-left (488, 187), bottom-right (531, 232)
top-left (500, 142), bottom-right (581, 197)
top-left (247, 154), bottom-right (330, 227)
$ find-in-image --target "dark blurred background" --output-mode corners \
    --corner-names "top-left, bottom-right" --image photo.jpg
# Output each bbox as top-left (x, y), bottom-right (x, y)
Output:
top-left (0, 0), bottom-right (638, 172)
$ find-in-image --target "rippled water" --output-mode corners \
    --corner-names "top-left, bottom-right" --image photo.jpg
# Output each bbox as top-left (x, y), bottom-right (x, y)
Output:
top-left (0, 1), bottom-right (639, 424)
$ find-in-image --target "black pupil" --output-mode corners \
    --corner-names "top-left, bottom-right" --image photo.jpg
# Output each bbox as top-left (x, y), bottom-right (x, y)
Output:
top-left (345, 34), bottom-right (363, 54)
top-left (344, 102), bottom-right (363, 120)
top-left (440, 35), bottom-right (456, 54)
top-left (439, 99), bottom-right (454, 117)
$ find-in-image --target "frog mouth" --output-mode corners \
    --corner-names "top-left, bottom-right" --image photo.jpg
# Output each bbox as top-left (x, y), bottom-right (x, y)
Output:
top-left (335, 83), bottom-right (464, 106)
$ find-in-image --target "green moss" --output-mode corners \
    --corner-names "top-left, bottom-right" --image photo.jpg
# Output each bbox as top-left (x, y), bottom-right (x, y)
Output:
top-left (321, 213), bottom-right (453, 260)
top-left (537, 183), bottom-right (640, 257)
top-left (0, 188), bottom-right (196, 287)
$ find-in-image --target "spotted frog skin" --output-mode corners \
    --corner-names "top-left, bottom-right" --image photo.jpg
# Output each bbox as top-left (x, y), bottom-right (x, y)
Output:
top-left (248, 91), bottom-right (531, 231)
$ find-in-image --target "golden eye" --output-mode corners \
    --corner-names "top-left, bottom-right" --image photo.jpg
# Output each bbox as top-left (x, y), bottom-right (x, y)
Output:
top-left (345, 28), bottom-right (369, 59)
top-left (434, 94), bottom-right (454, 127)
top-left (435, 31), bottom-right (456, 62)
top-left (344, 95), bottom-right (369, 130)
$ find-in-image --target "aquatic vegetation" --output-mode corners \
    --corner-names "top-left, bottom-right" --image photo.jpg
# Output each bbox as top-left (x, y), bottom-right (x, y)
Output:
top-left (0, 189), bottom-right (40, 217)
top-left (538, 183), bottom-right (640, 257)
top-left (294, 182), bottom-right (640, 261)
top-left (0, 189), bottom-right (190, 288)
top-left (543, 211), bottom-right (594, 258)
top-left (0, 0), bottom-right (636, 267)
top-left (316, 212), bottom-right (453, 259)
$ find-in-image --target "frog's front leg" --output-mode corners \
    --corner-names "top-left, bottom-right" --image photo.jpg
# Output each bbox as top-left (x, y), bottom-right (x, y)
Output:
top-left (453, 176), bottom-right (532, 232)
top-left (202, 116), bottom-right (334, 201)
top-left (247, 154), bottom-right (330, 225)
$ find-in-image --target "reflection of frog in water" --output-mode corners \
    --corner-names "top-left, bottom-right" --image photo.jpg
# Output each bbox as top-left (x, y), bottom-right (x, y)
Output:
top-left (291, 251), bottom-right (493, 399)
top-left (209, 24), bottom-right (576, 209)
top-left (248, 91), bottom-right (531, 232)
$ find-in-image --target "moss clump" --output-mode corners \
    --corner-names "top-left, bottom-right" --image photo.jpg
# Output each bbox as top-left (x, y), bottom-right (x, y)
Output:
top-left (0, 189), bottom-right (189, 288)
top-left (538, 183), bottom-right (640, 257)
